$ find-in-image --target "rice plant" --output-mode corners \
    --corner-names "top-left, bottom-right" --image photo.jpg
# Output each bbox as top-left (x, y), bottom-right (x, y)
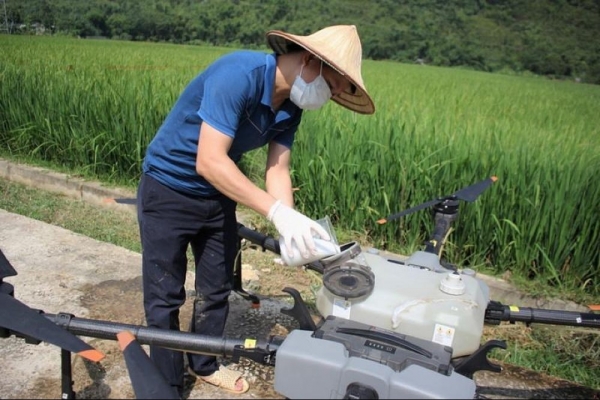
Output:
top-left (1, 34), bottom-right (599, 297)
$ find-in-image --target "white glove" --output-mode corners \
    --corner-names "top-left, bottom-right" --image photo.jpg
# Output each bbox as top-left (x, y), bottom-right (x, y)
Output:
top-left (268, 200), bottom-right (331, 259)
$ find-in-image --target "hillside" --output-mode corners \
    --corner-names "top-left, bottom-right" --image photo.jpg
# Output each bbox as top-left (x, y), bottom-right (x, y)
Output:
top-left (5, 0), bottom-right (600, 83)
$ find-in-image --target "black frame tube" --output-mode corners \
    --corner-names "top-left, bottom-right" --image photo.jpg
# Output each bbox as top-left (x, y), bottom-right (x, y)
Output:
top-left (485, 301), bottom-right (600, 328)
top-left (237, 223), bottom-right (281, 254)
top-left (237, 224), bottom-right (326, 274)
top-left (45, 313), bottom-right (281, 359)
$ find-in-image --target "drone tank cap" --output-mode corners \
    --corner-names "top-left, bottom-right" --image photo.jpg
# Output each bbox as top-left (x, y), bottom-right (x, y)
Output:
top-left (439, 271), bottom-right (467, 296)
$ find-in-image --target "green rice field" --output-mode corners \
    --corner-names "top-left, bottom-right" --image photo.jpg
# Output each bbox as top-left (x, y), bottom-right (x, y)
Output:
top-left (1, 34), bottom-right (599, 299)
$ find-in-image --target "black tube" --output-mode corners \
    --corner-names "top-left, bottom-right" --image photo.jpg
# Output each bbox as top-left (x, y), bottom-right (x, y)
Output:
top-left (61, 349), bottom-right (75, 399)
top-left (485, 302), bottom-right (600, 328)
top-left (506, 307), bottom-right (600, 327)
top-left (237, 224), bottom-right (281, 254)
top-left (45, 313), bottom-right (280, 358)
top-left (425, 200), bottom-right (459, 255)
top-left (237, 224), bottom-right (325, 274)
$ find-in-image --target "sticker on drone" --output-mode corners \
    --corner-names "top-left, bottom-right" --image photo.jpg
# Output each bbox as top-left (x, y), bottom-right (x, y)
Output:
top-left (432, 323), bottom-right (455, 347)
top-left (332, 298), bottom-right (352, 319)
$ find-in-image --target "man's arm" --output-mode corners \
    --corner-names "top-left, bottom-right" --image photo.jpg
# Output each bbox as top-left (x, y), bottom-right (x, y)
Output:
top-left (195, 122), bottom-right (277, 217)
top-left (265, 141), bottom-right (294, 208)
top-left (196, 122), bottom-right (330, 258)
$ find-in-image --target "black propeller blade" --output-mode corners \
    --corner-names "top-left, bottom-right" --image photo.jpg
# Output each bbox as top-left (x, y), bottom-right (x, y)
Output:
top-left (117, 331), bottom-right (179, 399)
top-left (377, 176), bottom-right (497, 225)
top-left (0, 293), bottom-right (105, 362)
top-left (0, 249), bottom-right (105, 362)
top-left (453, 176), bottom-right (498, 203)
top-left (0, 250), bottom-right (17, 281)
top-left (103, 198), bottom-right (137, 205)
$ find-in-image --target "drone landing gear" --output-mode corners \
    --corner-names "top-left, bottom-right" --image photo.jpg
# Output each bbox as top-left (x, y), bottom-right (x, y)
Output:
top-left (233, 237), bottom-right (260, 307)
top-left (52, 313), bottom-right (78, 399)
top-left (61, 348), bottom-right (76, 399)
top-left (280, 287), bottom-right (318, 331)
top-left (453, 339), bottom-right (507, 379)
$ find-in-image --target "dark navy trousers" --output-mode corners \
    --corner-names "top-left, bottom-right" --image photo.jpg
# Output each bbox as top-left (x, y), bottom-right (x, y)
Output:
top-left (136, 174), bottom-right (239, 394)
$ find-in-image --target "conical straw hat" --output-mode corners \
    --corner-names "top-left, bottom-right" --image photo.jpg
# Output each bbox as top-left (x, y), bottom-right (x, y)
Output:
top-left (266, 25), bottom-right (375, 115)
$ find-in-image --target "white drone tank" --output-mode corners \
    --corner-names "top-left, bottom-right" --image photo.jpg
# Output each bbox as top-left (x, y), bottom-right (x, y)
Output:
top-left (315, 246), bottom-right (490, 358)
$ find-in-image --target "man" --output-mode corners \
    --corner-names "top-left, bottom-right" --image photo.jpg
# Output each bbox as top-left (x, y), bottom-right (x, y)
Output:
top-left (137, 24), bottom-right (375, 396)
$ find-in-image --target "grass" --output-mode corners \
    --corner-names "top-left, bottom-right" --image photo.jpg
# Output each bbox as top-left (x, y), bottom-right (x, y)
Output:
top-left (482, 324), bottom-right (600, 391)
top-left (0, 175), bottom-right (598, 391)
top-left (0, 177), bottom-right (141, 252)
top-left (2, 35), bottom-right (599, 298)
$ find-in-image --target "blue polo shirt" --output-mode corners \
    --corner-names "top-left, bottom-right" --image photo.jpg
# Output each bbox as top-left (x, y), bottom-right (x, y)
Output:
top-left (142, 50), bottom-right (303, 196)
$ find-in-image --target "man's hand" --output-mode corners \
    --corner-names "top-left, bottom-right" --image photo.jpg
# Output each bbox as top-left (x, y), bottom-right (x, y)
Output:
top-left (268, 200), bottom-right (331, 259)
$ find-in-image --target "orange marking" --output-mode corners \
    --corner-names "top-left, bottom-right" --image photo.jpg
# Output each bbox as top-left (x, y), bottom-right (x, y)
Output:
top-left (376, 219), bottom-right (387, 225)
top-left (491, 176), bottom-right (498, 182)
top-left (102, 198), bottom-right (116, 204)
top-left (78, 349), bottom-right (105, 362)
top-left (588, 305), bottom-right (600, 312)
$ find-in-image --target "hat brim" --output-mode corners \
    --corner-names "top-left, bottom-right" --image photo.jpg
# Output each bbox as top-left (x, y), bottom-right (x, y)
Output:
top-left (267, 31), bottom-right (375, 115)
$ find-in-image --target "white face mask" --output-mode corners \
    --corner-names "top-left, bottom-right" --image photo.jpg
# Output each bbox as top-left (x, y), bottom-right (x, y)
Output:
top-left (289, 61), bottom-right (332, 110)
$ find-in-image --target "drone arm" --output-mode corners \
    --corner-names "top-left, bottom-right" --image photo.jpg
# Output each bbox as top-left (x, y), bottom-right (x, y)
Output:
top-left (237, 223), bottom-right (281, 254)
top-left (424, 212), bottom-right (454, 255)
top-left (237, 223), bottom-right (326, 274)
top-left (423, 199), bottom-right (460, 255)
top-left (484, 301), bottom-right (600, 328)
top-left (47, 312), bottom-right (281, 365)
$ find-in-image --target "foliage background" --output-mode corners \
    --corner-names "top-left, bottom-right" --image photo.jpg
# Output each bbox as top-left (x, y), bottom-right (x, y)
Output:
top-left (5, 0), bottom-right (600, 84)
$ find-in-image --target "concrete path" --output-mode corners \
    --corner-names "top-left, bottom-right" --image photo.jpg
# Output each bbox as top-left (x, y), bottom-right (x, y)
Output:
top-left (0, 209), bottom-right (144, 398)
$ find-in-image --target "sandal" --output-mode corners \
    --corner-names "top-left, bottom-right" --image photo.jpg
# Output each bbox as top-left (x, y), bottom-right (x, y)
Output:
top-left (194, 365), bottom-right (250, 394)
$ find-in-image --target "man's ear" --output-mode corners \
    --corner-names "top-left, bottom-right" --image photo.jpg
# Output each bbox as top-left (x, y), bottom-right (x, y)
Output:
top-left (301, 51), bottom-right (313, 66)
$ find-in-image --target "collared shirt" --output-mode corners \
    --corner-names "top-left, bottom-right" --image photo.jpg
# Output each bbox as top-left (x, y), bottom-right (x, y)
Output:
top-left (143, 50), bottom-right (302, 196)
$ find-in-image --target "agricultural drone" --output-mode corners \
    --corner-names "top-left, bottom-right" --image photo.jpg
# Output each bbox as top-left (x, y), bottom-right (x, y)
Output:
top-left (1, 177), bottom-right (598, 399)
